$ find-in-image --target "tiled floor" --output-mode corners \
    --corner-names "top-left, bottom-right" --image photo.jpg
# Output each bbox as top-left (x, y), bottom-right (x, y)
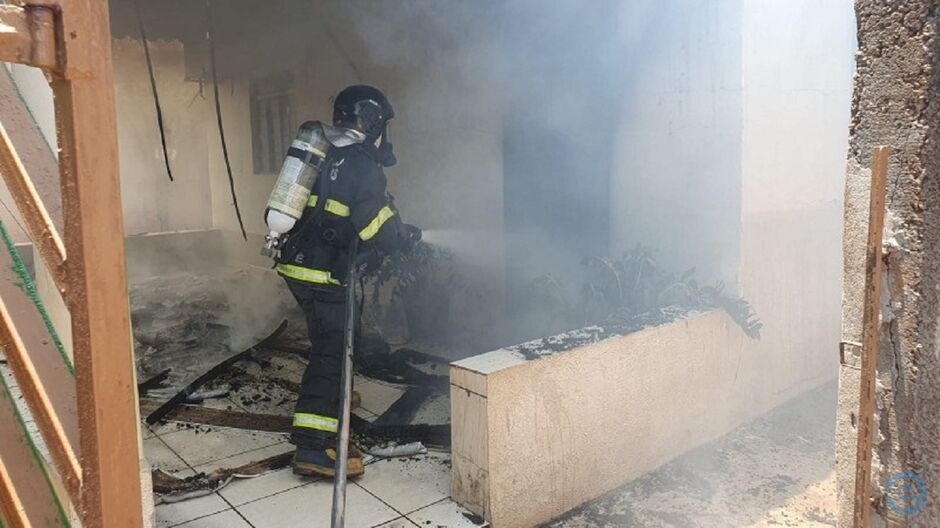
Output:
top-left (150, 421), bottom-right (482, 528)
top-left (148, 372), bottom-right (479, 528)
top-left (4, 357), bottom-right (477, 528)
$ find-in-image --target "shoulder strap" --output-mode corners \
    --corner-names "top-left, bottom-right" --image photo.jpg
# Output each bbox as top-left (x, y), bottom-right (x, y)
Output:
top-left (311, 149), bottom-right (345, 219)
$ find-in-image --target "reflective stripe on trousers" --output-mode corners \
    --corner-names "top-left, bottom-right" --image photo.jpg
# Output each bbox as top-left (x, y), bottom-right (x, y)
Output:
top-left (293, 412), bottom-right (338, 433)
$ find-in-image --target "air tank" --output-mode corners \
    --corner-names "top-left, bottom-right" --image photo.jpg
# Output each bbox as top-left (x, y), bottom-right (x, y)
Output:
top-left (262, 121), bottom-right (331, 256)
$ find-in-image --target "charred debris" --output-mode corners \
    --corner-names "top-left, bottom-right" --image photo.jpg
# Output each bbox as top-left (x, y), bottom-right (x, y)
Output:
top-left (132, 266), bottom-right (450, 500)
top-left (515, 244), bottom-right (762, 360)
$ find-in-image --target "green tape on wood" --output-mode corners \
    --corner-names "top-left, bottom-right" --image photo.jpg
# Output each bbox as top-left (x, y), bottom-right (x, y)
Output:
top-left (0, 219), bottom-right (72, 374)
top-left (0, 365), bottom-right (71, 526)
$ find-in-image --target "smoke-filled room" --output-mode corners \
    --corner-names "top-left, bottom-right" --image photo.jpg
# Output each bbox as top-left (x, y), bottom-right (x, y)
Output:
top-left (2, 1), bottom-right (937, 527)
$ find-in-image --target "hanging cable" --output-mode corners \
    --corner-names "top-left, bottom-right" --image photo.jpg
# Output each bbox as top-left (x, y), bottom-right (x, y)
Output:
top-left (134, 0), bottom-right (174, 182)
top-left (206, 0), bottom-right (247, 239)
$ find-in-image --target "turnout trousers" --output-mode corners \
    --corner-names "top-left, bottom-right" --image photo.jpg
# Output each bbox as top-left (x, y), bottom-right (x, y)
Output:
top-left (284, 278), bottom-right (347, 450)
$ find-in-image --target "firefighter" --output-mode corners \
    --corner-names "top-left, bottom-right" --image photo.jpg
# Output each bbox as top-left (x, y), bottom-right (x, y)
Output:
top-left (274, 85), bottom-right (421, 478)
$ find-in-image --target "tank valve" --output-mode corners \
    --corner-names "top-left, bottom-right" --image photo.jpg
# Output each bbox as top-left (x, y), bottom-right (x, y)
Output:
top-left (261, 230), bottom-right (282, 258)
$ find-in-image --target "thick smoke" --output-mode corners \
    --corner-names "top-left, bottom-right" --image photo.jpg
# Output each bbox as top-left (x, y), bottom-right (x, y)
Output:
top-left (329, 0), bottom-right (744, 346)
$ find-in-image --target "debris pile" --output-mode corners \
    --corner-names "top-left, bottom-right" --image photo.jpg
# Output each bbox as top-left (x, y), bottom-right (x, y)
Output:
top-left (133, 279), bottom-right (452, 502)
top-left (131, 267), bottom-right (302, 409)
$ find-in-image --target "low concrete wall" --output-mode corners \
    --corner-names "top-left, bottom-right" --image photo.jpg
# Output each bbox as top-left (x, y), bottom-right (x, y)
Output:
top-left (450, 310), bottom-right (774, 527)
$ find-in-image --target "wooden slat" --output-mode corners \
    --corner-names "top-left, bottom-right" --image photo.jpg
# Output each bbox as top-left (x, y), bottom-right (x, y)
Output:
top-left (852, 146), bottom-right (890, 528)
top-left (49, 0), bottom-right (144, 524)
top-left (0, 5), bottom-right (56, 70)
top-left (0, 242), bottom-right (81, 498)
top-left (0, 378), bottom-right (70, 527)
top-left (0, 119), bottom-right (68, 297)
top-left (0, 67), bottom-right (64, 232)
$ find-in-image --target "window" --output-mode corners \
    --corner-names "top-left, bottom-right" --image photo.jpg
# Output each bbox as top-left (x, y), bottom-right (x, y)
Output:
top-left (250, 74), bottom-right (294, 174)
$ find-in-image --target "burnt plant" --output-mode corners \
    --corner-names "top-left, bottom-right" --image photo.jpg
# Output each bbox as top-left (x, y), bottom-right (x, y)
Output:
top-left (565, 245), bottom-right (762, 338)
top-left (366, 242), bottom-right (461, 341)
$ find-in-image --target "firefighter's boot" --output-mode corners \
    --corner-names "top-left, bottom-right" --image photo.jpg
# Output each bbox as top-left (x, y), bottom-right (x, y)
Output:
top-left (292, 445), bottom-right (365, 479)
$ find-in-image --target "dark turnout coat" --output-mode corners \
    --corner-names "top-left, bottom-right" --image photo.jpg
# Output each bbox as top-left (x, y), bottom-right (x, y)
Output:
top-left (275, 141), bottom-right (409, 288)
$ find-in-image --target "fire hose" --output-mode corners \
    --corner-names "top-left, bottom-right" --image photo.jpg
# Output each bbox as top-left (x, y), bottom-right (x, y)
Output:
top-left (331, 236), bottom-right (359, 528)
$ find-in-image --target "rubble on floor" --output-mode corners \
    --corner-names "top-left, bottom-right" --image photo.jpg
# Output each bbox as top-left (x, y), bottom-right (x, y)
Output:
top-left (135, 282), bottom-right (453, 503)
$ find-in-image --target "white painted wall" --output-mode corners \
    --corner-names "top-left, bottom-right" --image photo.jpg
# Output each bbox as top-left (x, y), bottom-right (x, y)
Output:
top-left (610, 0), bottom-right (743, 284)
top-left (611, 0), bottom-right (854, 413)
top-left (737, 0), bottom-right (855, 407)
top-left (112, 38), bottom-right (215, 235)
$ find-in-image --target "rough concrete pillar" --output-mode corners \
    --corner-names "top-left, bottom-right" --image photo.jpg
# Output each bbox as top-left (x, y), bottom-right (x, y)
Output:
top-left (838, 1), bottom-right (940, 527)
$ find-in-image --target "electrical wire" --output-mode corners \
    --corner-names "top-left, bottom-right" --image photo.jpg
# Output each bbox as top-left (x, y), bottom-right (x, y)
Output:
top-left (134, 0), bottom-right (174, 182)
top-left (206, 0), bottom-right (247, 240)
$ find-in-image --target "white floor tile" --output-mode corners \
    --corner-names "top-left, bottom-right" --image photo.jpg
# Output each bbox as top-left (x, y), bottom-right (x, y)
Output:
top-left (155, 493), bottom-right (229, 527)
top-left (174, 509), bottom-right (252, 527)
top-left (237, 479), bottom-right (399, 528)
top-left (406, 499), bottom-right (487, 528)
top-left (374, 517), bottom-right (419, 528)
top-left (159, 424), bottom-right (288, 467)
top-left (191, 441), bottom-right (293, 475)
top-left (179, 395), bottom-right (252, 413)
top-left (355, 454), bottom-right (451, 515)
top-left (148, 420), bottom-right (195, 437)
top-left (144, 436), bottom-right (192, 475)
top-left (354, 377), bottom-right (407, 417)
top-left (353, 408), bottom-right (379, 422)
top-left (219, 467), bottom-right (315, 506)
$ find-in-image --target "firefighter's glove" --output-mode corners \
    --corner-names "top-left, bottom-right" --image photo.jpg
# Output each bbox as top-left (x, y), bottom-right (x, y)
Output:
top-left (402, 224), bottom-right (422, 254)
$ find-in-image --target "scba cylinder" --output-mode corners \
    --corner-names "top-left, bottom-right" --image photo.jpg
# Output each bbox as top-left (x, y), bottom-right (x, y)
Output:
top-left (265, 121), bottom-right (331, 234)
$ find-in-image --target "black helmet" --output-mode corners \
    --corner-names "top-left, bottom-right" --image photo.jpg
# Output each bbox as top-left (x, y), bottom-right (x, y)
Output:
top-left (333, 85), bottom-right (395, 139)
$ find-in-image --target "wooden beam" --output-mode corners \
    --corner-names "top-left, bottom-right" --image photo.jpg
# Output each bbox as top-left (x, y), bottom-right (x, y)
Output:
top-left (139, 399), bottom-right (293, 433)
top-left (0, 5), bottom-right (56, 70)
top-left (852, 146), bottom-right (890, 528)
top-left (49, 0), bottom-right (144, 525)
top-left (0, 376), bottom-right (70, 527)
top-left (0, 119), bottom-right (68, 297)
top-left (0, 237), bottom-right (81, 499)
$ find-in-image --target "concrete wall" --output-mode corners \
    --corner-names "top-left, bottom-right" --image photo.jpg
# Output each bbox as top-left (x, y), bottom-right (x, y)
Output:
top-left (838, 2), bottom-right (940, 526)
top-left (451, 311), bottom-right (748, 527)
